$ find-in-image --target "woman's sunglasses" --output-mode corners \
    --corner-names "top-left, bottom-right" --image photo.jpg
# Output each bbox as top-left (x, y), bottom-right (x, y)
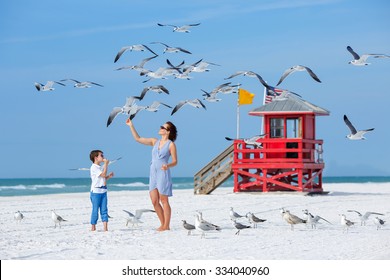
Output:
top-left (160, 125), bottom-right (170, 131)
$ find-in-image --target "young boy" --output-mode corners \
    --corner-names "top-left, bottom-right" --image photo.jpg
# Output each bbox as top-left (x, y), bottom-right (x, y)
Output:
top-left (89, 150), bottom-right (114, 231)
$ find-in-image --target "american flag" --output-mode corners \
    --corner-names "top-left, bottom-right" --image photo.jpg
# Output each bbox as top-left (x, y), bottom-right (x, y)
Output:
top-left (264, 88), bottom-right (284, 104)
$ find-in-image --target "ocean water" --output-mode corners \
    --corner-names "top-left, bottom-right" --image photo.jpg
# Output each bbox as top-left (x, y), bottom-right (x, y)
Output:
top-left (1, 176), bottom-right (390, 197)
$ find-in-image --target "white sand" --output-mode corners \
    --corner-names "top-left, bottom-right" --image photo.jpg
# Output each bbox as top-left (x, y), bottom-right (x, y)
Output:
top-left (1, 183), bottom-right (389, 260)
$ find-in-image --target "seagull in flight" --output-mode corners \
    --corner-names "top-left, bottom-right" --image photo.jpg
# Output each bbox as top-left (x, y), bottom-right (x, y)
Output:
top-left (51, 210), bottom-right (67, 229)
top-left (182, 220), bottom-right (196, 235)
top-left (114, 44), bottom-right (157, 63)
top-left (150, 42), bottom-right (192, 54)
top-left (201, 89), bottom-right (222, 102)
top-left (347, 46), bottom-right (390, 66)
top-left (34, 81), bottom-right (66, 91)
top-left (225, 134), bottom-right (266, 148)
top-left (157, 23), bottom-right (201, 33)
top-left (107, 96), bottom-right (140, 127)
top-left (115, 55), bottom-right (158, 74)
top-left (183, 59), bottom-right (220, 73)
top-left (129, 101), bottom-right (172, 120)
top-left (14, 211), bottom-right (24, 222)
top-left (69, 157), bottom-right (122, 171)
top-left (60, 79), bottom-right (103, 88)
top-left (171, 99), bottom-right (206, 115)
top-left (343, 115), bottom-right (374, 140)
top-left (123, 209), bottom-right (155, 227)
top-left (276, 65), bottom-right (321, 86)
top-left (138, 85), bottom-right (169, 100)
top-left (347, 210), bottom-right (384, 226)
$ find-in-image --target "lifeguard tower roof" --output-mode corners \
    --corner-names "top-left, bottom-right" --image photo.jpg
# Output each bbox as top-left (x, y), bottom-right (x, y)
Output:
top-left (249, 94), bottom-right (330, 116)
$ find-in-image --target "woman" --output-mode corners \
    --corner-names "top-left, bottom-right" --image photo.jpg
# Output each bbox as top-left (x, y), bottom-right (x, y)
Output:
top-left (126, 119), bottom-right (178, 231)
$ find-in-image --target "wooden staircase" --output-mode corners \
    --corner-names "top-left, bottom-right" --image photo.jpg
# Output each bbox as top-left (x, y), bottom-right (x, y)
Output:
top-left (194, 144), bottom-right (234, 194)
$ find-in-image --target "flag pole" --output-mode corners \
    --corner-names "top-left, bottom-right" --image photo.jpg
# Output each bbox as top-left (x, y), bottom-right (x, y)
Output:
top-left (237, 86), bottom-right (240, 139)
top-left (261, 86), bottom-right (266, 135)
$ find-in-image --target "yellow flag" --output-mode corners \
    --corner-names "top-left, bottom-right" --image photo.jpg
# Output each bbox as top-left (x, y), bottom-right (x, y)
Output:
top-left (238, 88), bottom-right (255, 105)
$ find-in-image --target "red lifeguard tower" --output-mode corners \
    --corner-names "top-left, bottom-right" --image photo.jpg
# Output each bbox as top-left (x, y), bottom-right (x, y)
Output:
top-left (232, 94), bottom-right (329, 193)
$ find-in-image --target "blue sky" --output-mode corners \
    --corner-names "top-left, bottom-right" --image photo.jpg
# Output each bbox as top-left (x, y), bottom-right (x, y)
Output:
top-left (1, 0), bottom-right (389, 178)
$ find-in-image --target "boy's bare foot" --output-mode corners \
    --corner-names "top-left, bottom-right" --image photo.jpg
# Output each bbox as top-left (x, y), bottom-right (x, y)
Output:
top-left (91, 225), bottom-right (96, 231)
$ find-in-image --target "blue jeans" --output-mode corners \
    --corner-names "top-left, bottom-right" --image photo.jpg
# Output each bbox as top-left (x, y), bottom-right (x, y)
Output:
top-left (90, 192), bottom-right (108, 224)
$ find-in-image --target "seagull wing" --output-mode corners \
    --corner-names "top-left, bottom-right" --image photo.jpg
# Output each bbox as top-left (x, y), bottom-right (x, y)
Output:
top-left (123, 210), bottom-right (135, 217)
top-left (347, 46), bottom-right (360, 60)
top-left (276, 67), bottom-right (295, 86)
top-left (177, 47), bottom-right (192, 54)
top-left (343, 115), bottom-right (357, 135)
top-left (141, 44), bottom-right (158, 56)
top-left (224, 71), bottom-right (245, 80)
top-left (139, 55), bottom-right (158, 67)
top-left (135, 209), bottom-right (155, 219)
top-left (303, 66), bottom-right (322, 83)
top-left (154, 101), bottom-right (172, 108)
top-left (171, 101), bottom-right (187, 115)
top-left (109, 157), bottom-right (122, 165)
top-left (107, 107), bottom-right (122, 127)
top-left (54, 81), bottom-right (67, 86)
top-left (114, 46), bottom-right (130, 63)
top-left (89, 81), bottom-right (104, 87)
top-left (347, 209), bottom-right (361, 216)
top-left (34, 82), bottom-right (42, 91)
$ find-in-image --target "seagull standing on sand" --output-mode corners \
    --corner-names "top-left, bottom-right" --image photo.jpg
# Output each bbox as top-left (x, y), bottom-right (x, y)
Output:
top-left (51, 210), bottom-right (67, 229)
top-left (343, 115), bottom-right (374, 140)
top-left (232, 220), bottom-right (251, 235)
top-left (340, 214), bottom-right (354, 233)
top-left (276, 65), bottom-right (321, 86)
top-left (157, 23), bottom-right (201, 33)
top-left (123, 209), bottom-right (155, 227)
top-left (245, 212), bottom-right (266, 228)
top-left (171, 99), bottom-right (206, 115)
top-left (229, 207), bottom-right (245, 221)
top-left (114, 44), bottom-right (157, 63)
top-left (282, 210), bottom-right (306, 230)
top-left (14, 211), bottom-right (24, 222)
top-left (182, 220), bottom-right (196, 235)
top-left (60, 79), bottom-right (103, 88)
top-left (195, 211), bottom-right (221, 238)
top-left (373, 217), bottom-right (385, 230)
top-left (34, 81), bottom-right (66, 91)
top-left (347, 210), bottom-right (384, 226)
top-left (346, 46), bottom-right (390, 66)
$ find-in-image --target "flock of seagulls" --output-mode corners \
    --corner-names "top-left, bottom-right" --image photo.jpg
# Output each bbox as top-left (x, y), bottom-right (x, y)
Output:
top-left (177, 207), bottom-right (386, 238)
top-left (33, 19), bottom-right (387, 141)
top-left (11, 206), bottom-right (386, 235)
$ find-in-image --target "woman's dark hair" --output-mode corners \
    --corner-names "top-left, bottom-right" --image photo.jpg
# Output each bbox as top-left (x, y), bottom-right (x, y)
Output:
top-left (166, 121), bottom-right (177, 142)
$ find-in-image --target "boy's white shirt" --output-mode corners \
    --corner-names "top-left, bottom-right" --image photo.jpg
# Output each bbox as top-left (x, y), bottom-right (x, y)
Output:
top-left (90, 163), bottom-right (107, 193)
